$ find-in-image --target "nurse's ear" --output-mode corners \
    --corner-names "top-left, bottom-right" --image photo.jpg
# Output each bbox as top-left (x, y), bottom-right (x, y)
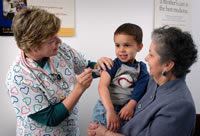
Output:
top-left (30, 45), bottom-right (41, 53)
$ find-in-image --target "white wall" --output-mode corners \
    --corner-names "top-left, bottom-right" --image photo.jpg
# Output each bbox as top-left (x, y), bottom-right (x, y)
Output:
top-left (0, 0), bottom-right (199, 135)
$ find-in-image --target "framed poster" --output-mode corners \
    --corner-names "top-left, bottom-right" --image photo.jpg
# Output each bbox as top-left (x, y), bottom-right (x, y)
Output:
top-left (27, 0), bottom-right (75, 36)
top-left (0, 0), bottom-right (74, 36)
top-left (0, 0), bottom-right (27, 36)
top-left (154, 0), bottom-right (192, 31)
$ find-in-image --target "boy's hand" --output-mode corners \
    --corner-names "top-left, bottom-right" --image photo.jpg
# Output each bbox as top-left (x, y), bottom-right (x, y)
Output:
top-left (118, 100), bottom-right (137, 120)
top-left (106, 109), bottom-right (120, 132)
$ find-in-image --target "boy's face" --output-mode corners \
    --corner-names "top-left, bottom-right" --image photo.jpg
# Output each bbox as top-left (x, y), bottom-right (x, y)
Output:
top-left (114, 34), bottom-right (143, 64)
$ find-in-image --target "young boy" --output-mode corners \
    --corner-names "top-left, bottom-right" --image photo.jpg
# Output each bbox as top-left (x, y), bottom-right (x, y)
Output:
top-left (92, 23), bottom-right (149, 132)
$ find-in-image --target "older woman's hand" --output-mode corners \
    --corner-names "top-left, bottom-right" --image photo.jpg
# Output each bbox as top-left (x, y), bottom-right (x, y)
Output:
top-left (87, 122), bottom-right (125, 136)
top-left (87, 122), bottom-right (98, 136)
top-left (97, 57), bottom-right (113, 70)
top-left (87, 122), bottom-right (108, 136)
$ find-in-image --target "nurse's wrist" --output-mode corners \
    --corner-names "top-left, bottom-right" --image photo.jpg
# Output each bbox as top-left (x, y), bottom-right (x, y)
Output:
top-left (74, 83), bottom-right (86, 94)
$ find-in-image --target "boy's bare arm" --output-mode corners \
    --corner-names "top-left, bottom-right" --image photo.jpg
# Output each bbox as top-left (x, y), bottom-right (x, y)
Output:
top-left (98, 71), bottom-right (119, 131)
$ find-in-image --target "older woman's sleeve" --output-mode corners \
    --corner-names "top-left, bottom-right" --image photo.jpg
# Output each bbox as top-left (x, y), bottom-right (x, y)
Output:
top-left (137, 100), bottom-right (196, 136)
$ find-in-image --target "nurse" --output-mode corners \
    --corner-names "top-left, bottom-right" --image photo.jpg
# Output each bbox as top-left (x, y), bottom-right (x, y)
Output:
top-left (5, 7), bottom-right (112, 136)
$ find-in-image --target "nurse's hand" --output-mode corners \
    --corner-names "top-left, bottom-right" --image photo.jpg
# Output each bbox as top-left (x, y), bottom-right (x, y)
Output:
top-left (62, 68), bottom-right (93, 112)
top-left (76, 68), bottom-right (93, 92)
top-left (97, 57), bottom-right (113, 70)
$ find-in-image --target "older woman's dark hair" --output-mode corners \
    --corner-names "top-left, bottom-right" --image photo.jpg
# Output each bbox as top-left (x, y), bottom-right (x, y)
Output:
top-left (152, 26), bottom-right (198, 78)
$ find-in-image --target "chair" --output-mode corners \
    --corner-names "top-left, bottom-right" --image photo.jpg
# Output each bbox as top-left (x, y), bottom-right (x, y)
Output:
top-left (194, 114), bottom-right (200, 136)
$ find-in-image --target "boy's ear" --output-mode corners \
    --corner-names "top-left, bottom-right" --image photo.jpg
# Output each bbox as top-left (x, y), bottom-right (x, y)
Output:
top-left (137, 43), bottom-right (143, 52)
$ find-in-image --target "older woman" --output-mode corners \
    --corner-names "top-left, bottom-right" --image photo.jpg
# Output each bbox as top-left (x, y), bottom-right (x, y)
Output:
top-left (88, 26), bottom-right (198, 136)
top-left (5, 7), bottom-right (113, 136)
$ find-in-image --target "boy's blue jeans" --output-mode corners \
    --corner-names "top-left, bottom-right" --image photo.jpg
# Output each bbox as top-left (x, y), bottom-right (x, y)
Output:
top-left (92, 99), bottom-right (124, 127)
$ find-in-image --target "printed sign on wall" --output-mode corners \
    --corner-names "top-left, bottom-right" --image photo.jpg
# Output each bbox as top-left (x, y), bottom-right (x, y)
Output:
top-left (0, 0), bottom-right (75, 36)
top-left (154, 0), bottom-right (191, 31)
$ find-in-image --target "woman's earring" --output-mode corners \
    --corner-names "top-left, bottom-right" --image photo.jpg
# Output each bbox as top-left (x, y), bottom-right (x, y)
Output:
top-left (162, 71), bottom-right (167, 76)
